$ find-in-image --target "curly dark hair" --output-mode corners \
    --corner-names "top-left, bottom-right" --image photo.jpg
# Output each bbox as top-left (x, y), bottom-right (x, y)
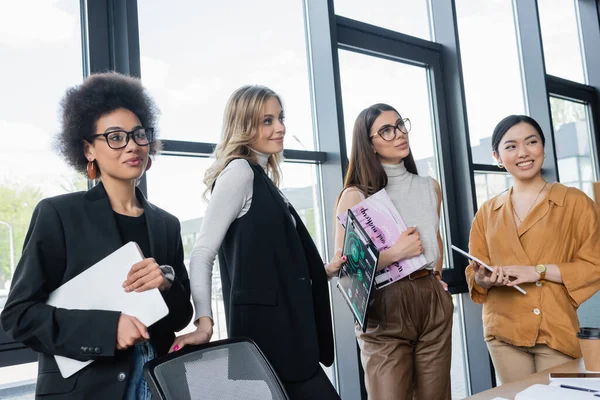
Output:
top-left (55, 71), bottom-right (161, 176)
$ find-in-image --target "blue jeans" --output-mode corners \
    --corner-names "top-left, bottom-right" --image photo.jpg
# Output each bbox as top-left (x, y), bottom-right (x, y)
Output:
top-left (124, 341), bottom-right (156, 400)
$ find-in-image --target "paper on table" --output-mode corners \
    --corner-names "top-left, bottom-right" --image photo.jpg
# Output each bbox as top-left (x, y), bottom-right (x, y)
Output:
top-left (46, 242), bottom-right (169, 378)
top-left (549, 379), bottom-right (600, 391)
top-left (515, 384), bottom-right (595, 399)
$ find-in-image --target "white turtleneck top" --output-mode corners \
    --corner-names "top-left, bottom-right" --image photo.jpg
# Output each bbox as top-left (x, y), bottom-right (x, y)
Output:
top-left (381, 161), bottom-right (440, 269)
top-left (188, 150), bottom-right (292, 322)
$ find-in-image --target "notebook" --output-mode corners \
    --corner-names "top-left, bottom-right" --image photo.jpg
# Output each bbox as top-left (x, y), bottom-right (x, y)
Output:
top-left (337, 210), bottom-right (380, 332)
top-left (46, 242), bottom-right (169, 378)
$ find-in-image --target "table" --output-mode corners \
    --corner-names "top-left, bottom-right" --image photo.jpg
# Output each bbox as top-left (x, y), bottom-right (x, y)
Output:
top-left (466, 358), bottom-right (586, 399)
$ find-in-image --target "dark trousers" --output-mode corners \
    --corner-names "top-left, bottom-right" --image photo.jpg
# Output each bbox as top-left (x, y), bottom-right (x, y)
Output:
top-left (282, 366), bottom-right (340, 400)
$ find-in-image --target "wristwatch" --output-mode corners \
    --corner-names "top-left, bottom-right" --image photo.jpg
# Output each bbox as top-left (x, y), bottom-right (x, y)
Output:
top-left (159, 265), bottom-right (175, 283)
top-left (535, 264), bottom-right (546, 281)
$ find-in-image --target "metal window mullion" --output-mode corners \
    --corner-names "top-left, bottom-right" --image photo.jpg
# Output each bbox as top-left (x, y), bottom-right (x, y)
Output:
top-left (430, 0), bottom-right (492, 395)
top-left (513, 0), bottom-right (559, 182)
top-left (305, 0), bottom-right (361, 399)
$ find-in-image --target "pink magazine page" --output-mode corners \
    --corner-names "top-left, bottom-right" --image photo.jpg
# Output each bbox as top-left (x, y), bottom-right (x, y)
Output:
top-left (338, 189), bottom-right (427, 289)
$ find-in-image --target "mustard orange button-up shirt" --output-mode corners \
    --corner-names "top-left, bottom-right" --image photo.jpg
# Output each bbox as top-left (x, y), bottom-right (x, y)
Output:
top-left (466, 183), bottom-right (600, 358)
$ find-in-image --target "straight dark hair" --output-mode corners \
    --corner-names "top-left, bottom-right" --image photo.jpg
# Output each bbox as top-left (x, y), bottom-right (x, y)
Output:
top-left (492, 115), bottom-right (546, 154)
top-left (338, 103), bottom-right (418, 204)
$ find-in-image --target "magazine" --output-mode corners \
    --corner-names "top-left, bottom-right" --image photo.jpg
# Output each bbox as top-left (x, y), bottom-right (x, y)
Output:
top-left (337, 189), bottom-right (428, 289)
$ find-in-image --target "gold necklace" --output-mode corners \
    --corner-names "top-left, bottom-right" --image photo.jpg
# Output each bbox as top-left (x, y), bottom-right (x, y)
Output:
top-left (512, 181), bottom-right (548, 224)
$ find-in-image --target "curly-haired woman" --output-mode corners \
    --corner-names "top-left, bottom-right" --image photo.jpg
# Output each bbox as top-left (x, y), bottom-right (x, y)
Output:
top-left (0, 72), bottom-right (193, 400)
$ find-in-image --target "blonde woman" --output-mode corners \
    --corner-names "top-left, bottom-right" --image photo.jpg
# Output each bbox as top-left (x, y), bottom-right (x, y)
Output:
top-left (170, 85), bottom-right (342, 399)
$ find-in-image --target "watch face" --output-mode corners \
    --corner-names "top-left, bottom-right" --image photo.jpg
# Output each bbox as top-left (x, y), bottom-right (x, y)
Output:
top-left (536, 265), bottom-right (546, 273)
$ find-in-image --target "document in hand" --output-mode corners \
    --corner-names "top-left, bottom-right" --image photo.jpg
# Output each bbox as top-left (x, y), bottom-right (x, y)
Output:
top-left (337, 189), bottom-right (427, 290)
top-left (46, 242), bottom-right (169, 378)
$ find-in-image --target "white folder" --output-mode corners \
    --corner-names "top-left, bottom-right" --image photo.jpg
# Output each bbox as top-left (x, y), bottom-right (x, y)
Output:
top-left (46, 242), bottom-right (169, 378)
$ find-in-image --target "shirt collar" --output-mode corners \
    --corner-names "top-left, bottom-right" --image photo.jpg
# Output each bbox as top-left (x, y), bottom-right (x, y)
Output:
top-left (491, 182), bottom-right (566, 211)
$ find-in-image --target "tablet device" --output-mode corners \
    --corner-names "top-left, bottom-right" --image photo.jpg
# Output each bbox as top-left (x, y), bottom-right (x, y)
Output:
top-left (337, 210), bottom-right (380, 332)
top-left (451, 245), bottom-right (527, 295)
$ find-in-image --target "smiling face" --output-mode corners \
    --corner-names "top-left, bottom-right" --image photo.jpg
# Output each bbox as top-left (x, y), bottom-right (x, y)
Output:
top-left (370, 110), bottom-right (410, 164)
top-left (494, 122), bottom-right (545, 181)
top-left (248, 96), bottom-right (285, 155)
top-left (84, 108), bottom-right (150, 182)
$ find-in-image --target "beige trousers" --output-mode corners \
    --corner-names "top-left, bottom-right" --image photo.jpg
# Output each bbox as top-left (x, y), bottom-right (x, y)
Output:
top-left (356, 274), bottom-right (453, 400)
top-left (487, 338), bottom-right (574, 384)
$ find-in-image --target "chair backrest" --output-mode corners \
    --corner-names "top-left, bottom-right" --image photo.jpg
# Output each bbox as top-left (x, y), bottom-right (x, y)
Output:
top-left (144, 338), bottom-right (290, 400)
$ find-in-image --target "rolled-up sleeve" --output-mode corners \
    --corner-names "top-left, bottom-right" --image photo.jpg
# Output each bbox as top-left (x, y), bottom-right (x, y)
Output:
top-left (557, 197), bottom-right (600, 307)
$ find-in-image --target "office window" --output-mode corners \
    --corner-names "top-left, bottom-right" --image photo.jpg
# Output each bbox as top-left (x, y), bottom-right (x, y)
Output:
top-left (146, 156), bottom-right (326, 339)
top-left (550, 96), bottom-right (597, 198)
top-left (456, 0), bottom-right (525, 165)
top-left (539, 0), bottom-right (585, 83)
top-left (337, 49), bottom-right (468, 397)
top-left (0, 0), bottom-right (83, 394)
top-left (474, 172), bottom-right (513, 209)
top-left (338, 50), bottom-right (439, 179)
top-left (137, 0), bottom-right (316, 150)
top-left (334, 0), bottom-right (432, 40)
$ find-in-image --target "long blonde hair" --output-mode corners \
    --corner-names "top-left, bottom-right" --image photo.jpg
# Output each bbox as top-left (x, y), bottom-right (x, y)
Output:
top-left (203, 85), bottom-right (284, 198)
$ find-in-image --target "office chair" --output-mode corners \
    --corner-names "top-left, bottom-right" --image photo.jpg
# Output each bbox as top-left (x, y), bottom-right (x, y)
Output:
top-left (144, 337), bottom-right (290, 400)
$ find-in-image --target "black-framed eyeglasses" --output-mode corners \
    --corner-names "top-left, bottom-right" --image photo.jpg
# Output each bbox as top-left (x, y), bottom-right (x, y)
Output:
top-left (90, 128), bottom-right (154, 149)
top-left (370, 118), bottom-right (411, 141)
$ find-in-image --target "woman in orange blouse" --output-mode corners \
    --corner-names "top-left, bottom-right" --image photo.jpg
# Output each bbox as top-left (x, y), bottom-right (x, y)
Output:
top-left (466, 115), bottom-right (600, 384)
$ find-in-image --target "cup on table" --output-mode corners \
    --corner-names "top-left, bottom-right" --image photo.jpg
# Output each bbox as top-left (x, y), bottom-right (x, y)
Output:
top-left (577, 327), bottom-right (600, 372)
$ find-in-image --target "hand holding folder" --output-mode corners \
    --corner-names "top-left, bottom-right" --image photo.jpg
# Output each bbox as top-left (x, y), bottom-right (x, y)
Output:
top-left (46, 242), bottom-right (169, 378)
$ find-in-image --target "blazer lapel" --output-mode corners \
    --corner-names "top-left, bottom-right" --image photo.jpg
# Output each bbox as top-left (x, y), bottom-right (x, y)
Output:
top-left (84, 182), bottom-right (122, 253)
top-left (136, 188), bottom-right (168, 263)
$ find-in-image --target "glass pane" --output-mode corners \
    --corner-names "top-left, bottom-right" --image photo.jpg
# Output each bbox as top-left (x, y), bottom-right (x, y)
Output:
top-left (137, 1), bottom-right (316, 150)
top-left (455, 0), bottom-right (525, 165)
top-left (0, 0), bottom-right (83, 390)
top-left (0, 362), bottom-right (37, 399)
top-left (474, 172), bottom-right (513, 209)
top-left (145, 157), bottom-right (326, 339)
top-left (338, 50), bottom-right (438, 179)
top-left (0, 3), bottom-right (84, 318)
top-left (539, 0), bottom-right (585, 83)
top-left (550, 97), bottom-right (597, 198)
top-left (334, 0), bottom-right (432, 40)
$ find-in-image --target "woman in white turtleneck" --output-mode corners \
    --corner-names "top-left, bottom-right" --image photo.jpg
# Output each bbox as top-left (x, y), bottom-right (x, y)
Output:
top-left (329, 104), bottom-right (452, 400)
top-left (169, 85), bottom-right (343, 400)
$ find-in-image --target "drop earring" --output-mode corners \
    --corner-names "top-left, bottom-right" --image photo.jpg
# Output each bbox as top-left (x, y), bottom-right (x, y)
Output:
top-left (87, 159), bottom-right (97, 180)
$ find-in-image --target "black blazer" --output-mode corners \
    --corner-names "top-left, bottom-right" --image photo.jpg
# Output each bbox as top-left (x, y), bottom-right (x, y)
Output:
top-left (0, 183), bottom-right (193, 399)
top-left (217, 162), bottom-right (334, 382)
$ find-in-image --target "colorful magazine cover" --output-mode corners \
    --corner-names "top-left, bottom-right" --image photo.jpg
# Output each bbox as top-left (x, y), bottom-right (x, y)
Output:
top-left (337, 189), bottom-right (427, 289)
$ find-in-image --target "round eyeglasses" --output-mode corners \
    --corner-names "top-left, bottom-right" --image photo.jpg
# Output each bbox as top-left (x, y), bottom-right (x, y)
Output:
top-left (90, 128), bottom-right (154, 149)
top-left (370, 118), bottom-right (411, 141)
